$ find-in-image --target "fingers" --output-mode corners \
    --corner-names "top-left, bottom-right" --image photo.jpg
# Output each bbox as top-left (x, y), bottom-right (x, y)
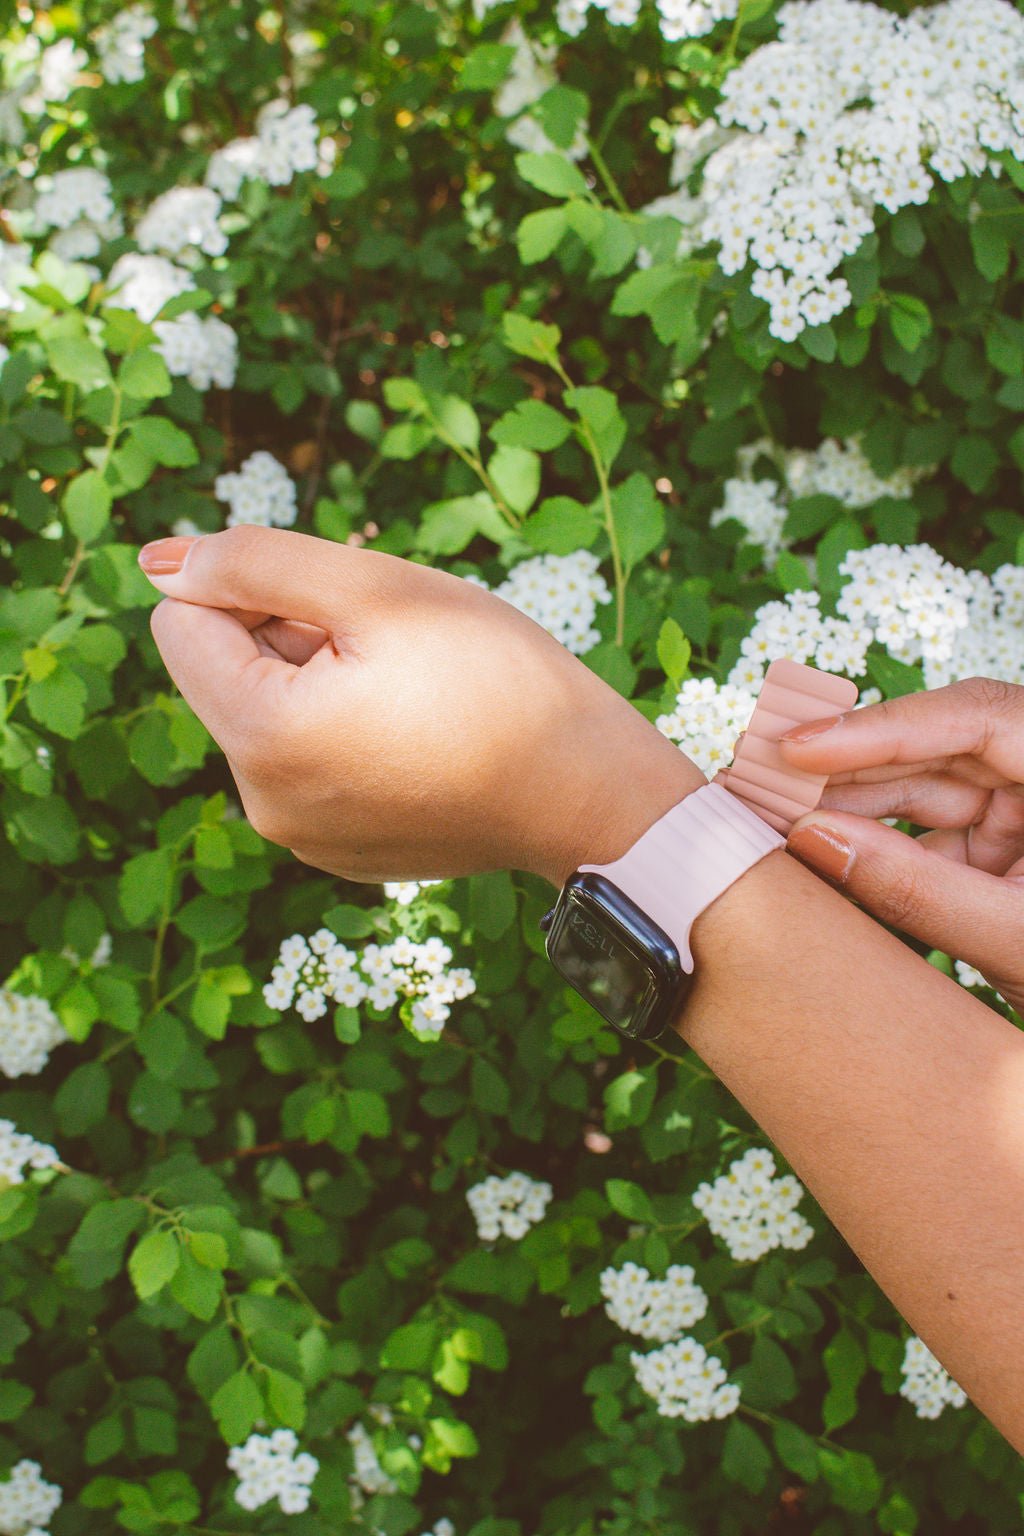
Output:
top-left (778, 677), bottom-right (1024, 784)
top-left (138, 525), bottom-right (397, 634)
top-left (819, 771), bottom-right (989, 828)
top-left (786, 808), bottom-right (1024, 986)
top-left (149, 597), bottom-right (297, 757)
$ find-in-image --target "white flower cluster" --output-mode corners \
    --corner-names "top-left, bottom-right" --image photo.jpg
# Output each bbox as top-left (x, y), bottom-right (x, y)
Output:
top-left (206, 100), bottom-right (321, 198)
top-left (711, 436), bottom-right (925, 567)
top-left (0, 1119), bottom-right (60, 1187)
top-left (107, 253), bottom-right (238, 390)
top-left (36, 38), bottom-right (86, 105)
top-left (729, 590), bottom-right (873, 692)
top-left (692, 1146), bottom-right (814, 1262)
top-left (630, 1336), bottom-right (741, 1421)
top-left (786, 437), bottom-right (922, 508)
top-left (346, 1421), bottom-right (395, 1497)
top-left (227, 1429), bottom-right (318, 1515)
top-left (682, 0), bottom-right (1024, 341)
top-left (837, 544), bottom-right (973, 670)
top-left (899, 1336), bottom-right (968, 1419)
top-left (94, 4), bottom-right (158, 85)
top-left (0, 1460), bottom-right (62, 1536)
top-left (927, 563), bottom-right (1024, 690)
top-left (136, 186), bottom-right (228, 261)
top-left (0, 989), bottom-right (67, 1079)
top-left (554, 0), bottom-right (738, 42)
top-left (655, 677), bottom-right (756, 776)
top-left (481, 550), bottom-right (612, 656)
top-left (493, 22), bottom-right (587, 160)
top-left (264, 928), bottom-right (475, 1039)
top-left (955, 960), bottom-right (992, 991)
top-left (32, 167), bottom-right (122, 269)
top-left (215, 451), bottom-right (298, 529)
top-left (600, 1260), bottom-right (709, 1341)
top-left (466, 1170), bottom-right (553, 1240)
top-left (383, 879), bottom-right (444, 907)
top-left (422, 1523), bottom-right (455, 1536)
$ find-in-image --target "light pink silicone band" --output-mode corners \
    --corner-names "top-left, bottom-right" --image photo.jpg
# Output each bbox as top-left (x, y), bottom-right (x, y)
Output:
top-left (579, 781), bottom-right (784, 974)
top-left (715, 658), bottom-right (858, 835)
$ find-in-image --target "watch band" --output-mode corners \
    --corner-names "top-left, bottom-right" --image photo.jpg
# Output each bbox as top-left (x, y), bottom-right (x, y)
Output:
top-left (715, 658), bottom-right (858, 835)
top-left (578, 781), bottom-right (785, 974)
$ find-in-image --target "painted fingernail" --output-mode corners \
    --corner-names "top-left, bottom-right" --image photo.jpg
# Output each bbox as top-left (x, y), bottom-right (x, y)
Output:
top-left (138, 535), bottom-right (199, 575)
top-left (780, 713), bottom-right (847, 743)
top-left (787, 823), bottom-right (856, 885)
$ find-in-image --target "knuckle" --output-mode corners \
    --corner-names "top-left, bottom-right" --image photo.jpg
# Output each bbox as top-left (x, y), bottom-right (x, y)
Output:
top-left (874, 859), bottom-right (925, 932)
top-left (961, 675), bottom-right (1018, 715)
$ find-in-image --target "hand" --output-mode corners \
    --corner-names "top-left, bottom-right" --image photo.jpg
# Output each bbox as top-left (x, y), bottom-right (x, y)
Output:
top-left (138, 528), bottom-right (703, 888)
top-left (777, 677), bottom-right (1024, 1013)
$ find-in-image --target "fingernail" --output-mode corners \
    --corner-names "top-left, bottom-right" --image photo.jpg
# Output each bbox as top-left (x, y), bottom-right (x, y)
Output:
top-left (138, 535), bottom-right (199, 576)
top-left (780, 713), bottom-right (847, 743)
top-left (787, 822), bottom-right (857, 885)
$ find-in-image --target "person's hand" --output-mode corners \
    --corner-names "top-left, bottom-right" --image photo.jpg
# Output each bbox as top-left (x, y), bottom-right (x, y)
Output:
top-left (138, 528), bottom-right (703, 889)
top-left (777, 677), bottom-right (1024, 1013)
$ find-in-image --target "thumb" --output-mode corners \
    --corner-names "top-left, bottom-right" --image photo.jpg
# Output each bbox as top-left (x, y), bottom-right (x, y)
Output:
top-left (786, 809), bottom-right (1024, 985)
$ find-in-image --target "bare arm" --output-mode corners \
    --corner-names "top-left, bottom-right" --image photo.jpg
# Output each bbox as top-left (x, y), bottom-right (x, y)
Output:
top-left (681, 843), bottom-right (1024, 1452)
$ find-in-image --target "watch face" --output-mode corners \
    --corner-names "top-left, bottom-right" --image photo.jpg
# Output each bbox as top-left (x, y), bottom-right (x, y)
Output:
top-left (544, 874), bottom-right (687, 1039)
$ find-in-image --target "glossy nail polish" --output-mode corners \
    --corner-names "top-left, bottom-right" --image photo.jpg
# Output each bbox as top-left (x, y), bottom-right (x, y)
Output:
top-left (780, 713), bottom-right (847, 743)
top-left (787, 823), bottom-right (856, 885)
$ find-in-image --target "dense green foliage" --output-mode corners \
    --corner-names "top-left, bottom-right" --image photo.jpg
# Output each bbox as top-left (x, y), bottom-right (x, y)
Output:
top-left (1, 1), bottom-right (1024, 1533)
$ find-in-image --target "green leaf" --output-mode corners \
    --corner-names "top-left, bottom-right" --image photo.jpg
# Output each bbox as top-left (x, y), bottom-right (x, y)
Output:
top-left (380, 421), bottom-right (434, 460)
top-left (518, 207), bottom-right (569, 264)
top-left (468, 869), bottom-right (517, 940)
top-left (119, 847), bottom-right (175, 926)
top-left (64, 470), bottom-right (113, 543)
top-left (515, 152), bottom-right (588, 200)
top-left (950, 433), bottom-right (999, 494)
top-left (823, 1326), bottom-right (867, 1431)
top-left (488, 445), bottom-right (540, 516)
top-left (26, 665), bottom-right (89, 738)
top-left (460, 42), bottom-right (515, 90)
top-left (0, 1381), bottom-right (33, 1422)
top-left (187, 1325), bottom-right (240, 1401)
top-left (534, 84), bottom-right (589, 151)
top-left (864, 651), bottom-right (924, 699)
top-left (417, 493), bottom-right (511, 555)
top-left (470, 1056), bottom-right (510, 1115)
top-left (656, 618), bottom-right (691, 685)
top-left (54, 1061), bottom-right (110, 1135)
top-left (129, 1229), bottom-right (182, 1300)
top-left (604, 1178), bottom-right (656, 1223)
top-left (969, 216), bottom-right (1010, 282)
top-left (265, 1368), bottom-right (306, 1430)
top-left (69, 1200), bottom-right (146, 1288)
top-left (210, 1369), bottom-right (263, 1445)
top-left (169, 1246), bottom-right (224, 1321)
top-left (610, 472), bottom-right (664, 571)
top-left (611, 263), bottom-right (703, 347)
top-left (47, 336), bottom-right (112, 390)
top-left (521, 496), bottom-right (600, 554)
top-left (774, 549), bottom-right (812, 592)
top-left (491, 399), bottom-right (571, 452)
top-left (819, 1446), bottom-right (883, 1514)
top-left (603, 1068), bottom-right (657, 1131)
top-left (502, 313), bottom-right (561, 365)
top-left (432, 394), bottom-right (480, 452)
top-left (119, 349), bottom-right (172, 400)
top-left (128, 416), bottom-right (198, 467)
top-left (189, 1230), bottom-right (229, 1270)
top-left (887, 293), bottom-right (932, 354)
top-left (381, 1319), bottom-right (441, 1371)
top-left (743, 1334), bottom-right (798, 1409)
top-left (772, 1419), bottom-right (820, 1483)
top-left (721, 1418), bottom-right (772, 1494)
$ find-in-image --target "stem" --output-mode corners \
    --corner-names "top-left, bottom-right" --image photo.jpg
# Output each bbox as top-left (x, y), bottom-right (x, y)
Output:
top-left (586, 136), bottom-right (630, 215)
top-left (428, 415), bottom-right (522, 530)
top-left (552, 359), bottom-right (627, 646)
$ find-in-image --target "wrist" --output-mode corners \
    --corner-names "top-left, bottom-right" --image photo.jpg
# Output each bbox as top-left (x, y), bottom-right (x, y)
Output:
top-left (532, 724), bottom-right (707, 889)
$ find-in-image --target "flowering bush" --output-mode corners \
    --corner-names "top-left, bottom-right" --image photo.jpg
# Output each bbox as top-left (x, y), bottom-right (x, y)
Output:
top-left (1, 1), bottom-right (1024, 1533)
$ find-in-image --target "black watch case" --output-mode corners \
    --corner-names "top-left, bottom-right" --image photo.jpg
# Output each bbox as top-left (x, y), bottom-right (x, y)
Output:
top-left (541, 871), bottom-right (693, 1041)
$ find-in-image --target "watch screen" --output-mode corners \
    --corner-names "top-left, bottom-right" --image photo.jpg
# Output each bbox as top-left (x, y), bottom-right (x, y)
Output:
top-left (552, 895), bottom-right (655, 1033)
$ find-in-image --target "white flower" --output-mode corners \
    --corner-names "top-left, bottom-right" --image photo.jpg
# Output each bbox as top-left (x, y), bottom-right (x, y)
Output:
top-left (383, 878), bottom-right (444, 906)
top-left (227, 1429), bottom-right (318, 1515)
top-left (0, 989), bottom-right (67, 1079)
top-left (0, 1459), bottom-right (62, 1534)
top-left (692, 1146), bottom-right (814, 1262)
top-left (136, 186), bottom-right (227, 260)
top-left (466, 1171), bottom-right (553, 1241)
top-left (899, 1334), bottom-right (968, 1419)
top-left (215, 452), bottom-right (297, 529)
top-left (656, 677), bottom-right (757, 775)
top-left (600, 1261), bottom-right (709, 1341)
top-left (107, 252), bottom-right (195, 323)
top-left (494, 22), bottom-right (588, 161)
top-left (205, 137), bottom-right (262, 200)
top-left (630, 1336), bottom-right (741, 1420)
top-left (475, 550), bottom-right (612, 656)
top-left (94, 4), bottom-right (157, 84)
top-left (345, 1420), bottom-right (398, 1497)
top-left (34, 168), bottom-right (116, 231)
top-left (0, 1119), bottom-right (61, 1188)
top-left (256, 100), bottom-right (321, 186)
top-left (154, 312), bottom-right (238, 392)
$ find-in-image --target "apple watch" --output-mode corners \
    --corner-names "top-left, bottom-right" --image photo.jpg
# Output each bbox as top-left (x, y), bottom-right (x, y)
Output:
top-left (541, 658), bottom-right (856, 1040)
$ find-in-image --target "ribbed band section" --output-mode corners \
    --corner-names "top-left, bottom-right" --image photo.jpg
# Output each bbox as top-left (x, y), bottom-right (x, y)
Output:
top-left (716, 657), bottom-right (859, 834)
top-left (579, 782), bottom-right (784, 974)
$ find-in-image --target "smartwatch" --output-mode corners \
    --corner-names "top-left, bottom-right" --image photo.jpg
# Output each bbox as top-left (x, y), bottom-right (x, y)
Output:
top-left (541, 659), bottom-right (856, 1040)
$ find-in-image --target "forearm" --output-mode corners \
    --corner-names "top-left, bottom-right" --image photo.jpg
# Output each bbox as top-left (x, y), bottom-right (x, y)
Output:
top-left (683, 846), bottom-right (1024, 1450)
